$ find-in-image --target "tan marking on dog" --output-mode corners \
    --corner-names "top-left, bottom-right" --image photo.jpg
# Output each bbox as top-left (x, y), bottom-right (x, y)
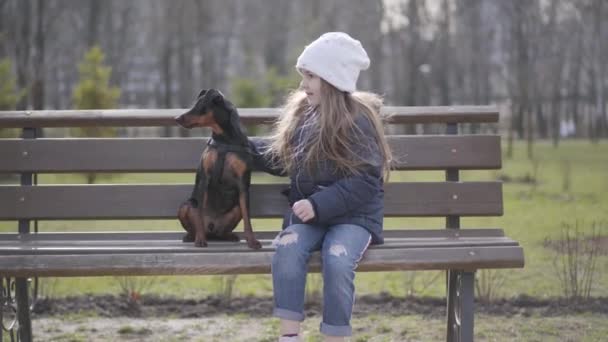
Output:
top-left (226, 153), bottom-right (248, 177)
top-left (209, 123), bottom-right (223, 135)
top-left (202, 149), bottom-right (217, 174)
top-left (193, 110), bottom-right (214, 126)
top-left (195, 110), bottom-right (224, 135)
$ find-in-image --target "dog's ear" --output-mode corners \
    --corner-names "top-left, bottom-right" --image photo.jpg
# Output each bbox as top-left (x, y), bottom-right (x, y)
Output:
top-left (228, 105), bottom-right (239, 124)
top-left (197, 89), bottom-right (208, 99)
top-left (228, 104), bottom-right (248, 143)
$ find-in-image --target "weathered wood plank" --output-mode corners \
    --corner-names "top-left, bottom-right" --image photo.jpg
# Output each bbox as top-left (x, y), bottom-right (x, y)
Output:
top-left (0, 182), bottom-right (503, 219)
top-left (0, 106), bottom-right (499, 128)
top-left (0, 229), bottom-right (507, 242)
top-left (0, 135), bottom-right (501, 173)
top-left (0, 245), bottom-right (524, 277)
top-left (0, 235), bottom-right (520, 255)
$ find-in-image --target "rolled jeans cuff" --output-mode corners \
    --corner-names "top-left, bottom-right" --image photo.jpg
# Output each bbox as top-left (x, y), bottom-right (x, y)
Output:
top-left (320, 321), bottom-right (352, 336)
top-left (273, 307), bottom-right (305, 322)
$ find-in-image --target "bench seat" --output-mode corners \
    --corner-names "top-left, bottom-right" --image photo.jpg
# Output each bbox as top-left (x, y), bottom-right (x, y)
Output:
top-left (0, 229), bottom-right (523, 277)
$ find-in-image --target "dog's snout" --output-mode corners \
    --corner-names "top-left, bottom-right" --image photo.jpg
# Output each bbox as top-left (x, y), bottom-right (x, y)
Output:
top-left (175, 113), bottom-right (189, 126)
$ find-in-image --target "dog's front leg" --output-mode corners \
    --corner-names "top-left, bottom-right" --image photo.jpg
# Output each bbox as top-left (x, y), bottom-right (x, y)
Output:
top-left (177, 200), bottom-right (196, 242)
top-left (193, 173), bottom-right (210, 248)
top-left (239, 174), bottom-right (261, 249)
top-left (193, 194), bottom-right (208, 247)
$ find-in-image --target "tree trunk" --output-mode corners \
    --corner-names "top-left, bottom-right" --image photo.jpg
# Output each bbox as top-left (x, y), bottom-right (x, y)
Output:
top-left (87, 0), bottom-right (100, 48)
top-left (551, 95), bottom-right (561, 148)
top-left (161, 39), bottom-right (173, 137)
top-left (438, 0), bottom-right (451, 106)
top-left (405, 0), bottom-right (421, 107)
top-left (264, 0), bottom-right (289, 74)
top-left (32, 0), bottom-right (45, 110)
top-left (0, 0), bottom-right (7, 59)
top-left (593, 0), bottom-right (605, 140)
top-left (507, 104), bottom-right (515, 159)
top-left (569, 27), bottom-right (584, 138)
top-left (526, 99), bottom-right (533, 159)
top-left (15, 0), bottom-right (31, 110)
top-left (404, 0), bottom-right (424, 135)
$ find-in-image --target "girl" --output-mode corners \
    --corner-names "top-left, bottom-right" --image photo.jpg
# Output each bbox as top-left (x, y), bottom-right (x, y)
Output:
top-left (251, 32), bottom-right (392, 342)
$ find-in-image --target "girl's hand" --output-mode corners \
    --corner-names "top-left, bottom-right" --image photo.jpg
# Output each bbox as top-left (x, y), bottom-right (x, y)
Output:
top-left (292, 200), bottom-right (315, 222)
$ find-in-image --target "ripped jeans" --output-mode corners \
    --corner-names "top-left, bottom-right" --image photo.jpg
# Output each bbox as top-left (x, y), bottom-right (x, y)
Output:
top-left (271, 223), bottom-right (372, 337)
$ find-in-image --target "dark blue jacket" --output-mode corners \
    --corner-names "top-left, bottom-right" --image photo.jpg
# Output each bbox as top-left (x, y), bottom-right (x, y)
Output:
top-left (249, 113), bottom-right (385, 244)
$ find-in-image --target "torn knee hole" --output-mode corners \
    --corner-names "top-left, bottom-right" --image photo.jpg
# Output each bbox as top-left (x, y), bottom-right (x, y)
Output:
top-left (275, 231), bottom-right (298, 246)
top-left (329, 244), bottom-right (348, 257)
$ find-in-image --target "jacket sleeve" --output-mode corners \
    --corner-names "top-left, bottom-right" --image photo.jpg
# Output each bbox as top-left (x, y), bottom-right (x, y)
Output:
top-left (307, 115), bottom-right (384, 224)
top-left (248, 137), bottom-right (288, 177)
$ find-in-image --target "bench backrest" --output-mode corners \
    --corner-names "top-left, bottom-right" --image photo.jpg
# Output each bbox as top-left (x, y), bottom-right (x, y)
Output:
top-left (0, 106), bottom-right (501, 226)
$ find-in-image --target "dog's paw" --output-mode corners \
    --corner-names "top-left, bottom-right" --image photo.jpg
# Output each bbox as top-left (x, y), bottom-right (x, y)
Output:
top-left (194, 239), bottom-right (208, 248)
top-left (247, 238), bottom-right (262, 250)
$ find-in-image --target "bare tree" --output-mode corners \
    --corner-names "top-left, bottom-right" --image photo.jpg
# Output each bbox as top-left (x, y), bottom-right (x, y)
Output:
top-left (263, 0), bottom-right (290, 74)
top-left (544, 0), bottom-right (566, 147)
top-left (591, 0), bottom-right (606, 140)
top-left (500, 1), bottom-right (538, 159)
top-left (87, 0), bottom-right (101, 48)
top-left (31, 0), bottom-right (45, 110)
top-left (405, 0), bottom-right (424, 107)
top-left (1, 0), bottom-right (604, 142)
top-left (15, 0), bottom-right (32, 110)
top-left (0, 0), bottom-right (9, 59)
top-left (436, 0), bottom-right (452, 106)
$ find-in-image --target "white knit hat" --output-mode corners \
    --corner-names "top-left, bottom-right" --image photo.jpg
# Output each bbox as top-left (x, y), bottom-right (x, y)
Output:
top-left (296, 32), bottom-right (370, 93)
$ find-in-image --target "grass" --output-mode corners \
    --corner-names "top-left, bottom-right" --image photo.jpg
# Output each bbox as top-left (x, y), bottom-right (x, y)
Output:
top-left (117, 325), bottom-right (152, 335)
top-left (28, 313), bottom-right (608, 341)
top-left (1, 139), bottom-right (607, 300)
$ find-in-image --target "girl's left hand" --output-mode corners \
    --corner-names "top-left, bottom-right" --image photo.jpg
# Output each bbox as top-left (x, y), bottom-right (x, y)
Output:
top-left (292, 199), bottom-right (315, 222)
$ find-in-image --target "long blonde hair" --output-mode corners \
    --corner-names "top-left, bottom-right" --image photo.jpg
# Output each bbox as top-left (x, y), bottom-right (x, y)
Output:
top-left (266, 79), bottom-right (392, 179)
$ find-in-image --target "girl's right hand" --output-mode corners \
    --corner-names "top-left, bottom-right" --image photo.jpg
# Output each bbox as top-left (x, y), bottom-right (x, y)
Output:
top-left (292, 199), bottom-right (315, 222)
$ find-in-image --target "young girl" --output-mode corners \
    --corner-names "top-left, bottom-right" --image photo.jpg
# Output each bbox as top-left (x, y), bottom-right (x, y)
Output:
top-left (251, 32), bottom-right (392, 342)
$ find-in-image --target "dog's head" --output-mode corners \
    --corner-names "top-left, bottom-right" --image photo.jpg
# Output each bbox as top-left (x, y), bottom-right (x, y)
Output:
top-left (175, 89), bottom-right (239, 132)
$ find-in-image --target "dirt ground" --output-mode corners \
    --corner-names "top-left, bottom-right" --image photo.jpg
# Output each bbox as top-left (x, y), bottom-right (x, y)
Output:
top-left (9, 293), bottom-right (606, 341)
top-left (30, 292), bottom-right (608, 318)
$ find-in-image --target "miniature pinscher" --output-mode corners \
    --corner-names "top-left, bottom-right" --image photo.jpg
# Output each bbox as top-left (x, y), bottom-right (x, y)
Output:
top-left (175, 89), bottom-right (261, 249)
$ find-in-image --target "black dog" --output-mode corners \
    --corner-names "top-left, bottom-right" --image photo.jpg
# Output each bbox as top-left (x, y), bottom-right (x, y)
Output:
top-left (175, 89), bottom-right (261, 249)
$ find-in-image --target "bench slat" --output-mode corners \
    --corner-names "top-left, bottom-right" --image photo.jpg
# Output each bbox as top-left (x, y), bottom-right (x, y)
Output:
top-left (0, 106), bottom-right (499, 128)
top-left (0, 245), bottom-right (524, 277)
top-left (0, 239), bottom-right (519, 255)
top-left (0, 238), bottom-right (520, 254)
top-left (0, 182), bottom-right (503, 219)
top-left (0, 229), bottom-right (507, 241)
top-left (0, 135), bottom-right (501, 173)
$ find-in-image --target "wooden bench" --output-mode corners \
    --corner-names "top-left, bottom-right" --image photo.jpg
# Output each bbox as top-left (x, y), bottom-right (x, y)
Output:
top-left (0, 106), bottom-right (524, 342)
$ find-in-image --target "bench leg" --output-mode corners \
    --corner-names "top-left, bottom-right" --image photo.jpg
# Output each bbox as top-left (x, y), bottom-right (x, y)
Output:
top-left (460, 271), bottom-right (474, 341)
top-left (446, 270), bottom-right (458, 342)
top-left (15, 278), bottom-right (33, 342)
top-left (446, 270), bottom-right (475, 342)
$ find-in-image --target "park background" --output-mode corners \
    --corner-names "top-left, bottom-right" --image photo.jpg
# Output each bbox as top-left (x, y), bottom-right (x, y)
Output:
top-left (1, 0), bottom-right (607, 341)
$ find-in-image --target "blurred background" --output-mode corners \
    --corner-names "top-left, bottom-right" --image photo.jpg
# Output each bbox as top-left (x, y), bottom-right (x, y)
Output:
top-left (1, 0), bottom-right (607, 143)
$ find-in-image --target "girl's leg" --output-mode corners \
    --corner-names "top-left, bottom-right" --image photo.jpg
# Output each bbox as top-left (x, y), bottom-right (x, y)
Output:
top-left (319, 224), bottom-right (372, 337)
top-left (272, 223), bottom-right (326, 333)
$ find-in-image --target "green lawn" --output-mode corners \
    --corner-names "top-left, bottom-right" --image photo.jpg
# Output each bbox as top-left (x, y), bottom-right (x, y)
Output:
top-left (1, 139), bottom-right (607, 300)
